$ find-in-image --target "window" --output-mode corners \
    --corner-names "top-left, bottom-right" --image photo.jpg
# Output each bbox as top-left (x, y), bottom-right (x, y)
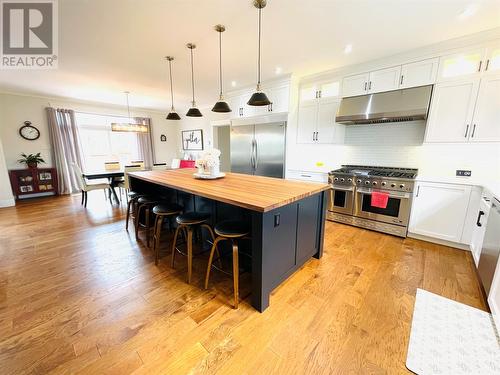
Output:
top-left (75, 113), bottom-right (141, 172)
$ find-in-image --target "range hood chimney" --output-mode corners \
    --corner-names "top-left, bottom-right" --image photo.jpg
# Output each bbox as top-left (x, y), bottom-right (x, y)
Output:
top-left (336, 85), bottom-right (433, 125)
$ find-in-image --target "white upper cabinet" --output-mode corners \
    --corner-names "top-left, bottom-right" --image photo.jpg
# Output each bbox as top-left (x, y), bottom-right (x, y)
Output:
top-left (342, 73), bottom-right (369, 97)
top-left (400, 58), bottom-right (439, 88)
top-left (484, 42), bottom-right (500, 74)
top-left (469, 73), bottom-right (500, 142)
top-left (409, 182), bottom-right (472, 243)
top-left (438, 47), bottom-right (485, 80)
top-left (368, 66), bottom-right (401, 93)
top-left (267, 85), bottom-right (290, 113)
top-left (425, 78), bottom-right (480, 143)
top-left (296, 79), bottom-right (344, 144)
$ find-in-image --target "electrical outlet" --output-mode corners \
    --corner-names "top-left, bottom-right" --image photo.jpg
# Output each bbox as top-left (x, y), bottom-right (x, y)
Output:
top-left (456, 170), bottom-right (471, 177)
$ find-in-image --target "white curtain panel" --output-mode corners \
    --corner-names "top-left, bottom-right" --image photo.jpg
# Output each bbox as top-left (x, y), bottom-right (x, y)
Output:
top-left (46, 107), bottom-right (85, 194)
top-left (134, 117), bottom-right (154, 168)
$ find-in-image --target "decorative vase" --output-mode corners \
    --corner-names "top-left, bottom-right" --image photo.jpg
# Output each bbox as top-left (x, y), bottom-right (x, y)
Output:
top-left (209, 164), bottom-right (220, 177)
top-left (27, 162), bottom-right (37, 169)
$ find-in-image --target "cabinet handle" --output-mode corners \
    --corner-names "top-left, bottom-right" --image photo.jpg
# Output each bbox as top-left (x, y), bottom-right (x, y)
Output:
top-left (471, 124), bottom-right (476, 138)
top-left (270, 102), bottom-right (273, 112)
top-left (316, 132), bottom-right (319, 141)
top-left (476, 210), bottom-right (485, 227)
top-left (312, 132), bottom-right (315, 141)
top-left (315, 91), bottom-right (319, 99)
top-left (464, 124), bottom-right (469, 138)
top-left (478, 60), bottom-right (482, 72)
top-left (300, 174), bottom-right (312, 178)
top-left (485, 59), bottom-right (490, 71)
top-left (368, 81), bottom-right (372, 90)
top-left (364, 82), bottom-right (367, 91)
top-left (400, 75), bottom-right (404, 85)
top-left (416, 186), bottom-right (420, 197)
top-left (318, 90), bottom-right (322, 98)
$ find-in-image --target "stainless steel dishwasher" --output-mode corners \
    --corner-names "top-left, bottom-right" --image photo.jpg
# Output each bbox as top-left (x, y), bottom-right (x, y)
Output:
top-left (478, 197), bottom-right (500, 296)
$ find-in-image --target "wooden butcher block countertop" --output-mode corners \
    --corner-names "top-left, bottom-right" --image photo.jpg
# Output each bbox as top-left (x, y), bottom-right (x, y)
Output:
top-left (129, 169), bottom-right (330, 212)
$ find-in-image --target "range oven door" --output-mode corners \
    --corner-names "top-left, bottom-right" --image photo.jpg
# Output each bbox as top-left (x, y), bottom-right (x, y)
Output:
top-left (328, 185), bottom-right (355, 215)
top-left (354, 187), bottom-right (412, 226)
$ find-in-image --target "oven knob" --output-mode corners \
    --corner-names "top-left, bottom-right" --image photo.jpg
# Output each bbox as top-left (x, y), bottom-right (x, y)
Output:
top-left (372, 181), bottom-right (377, 186)
top-left (334, 177), bottom-right (339, 182)
top-left (381, 182), bottom-right (387, 187)
top-left (347, 178), bottom-right (352, 183)
top-left (340, 178), bottom-right (345, 182)
top-left (357, 179), bottom-right (362, 184)
top-left (391, 183), bottom-right (396, 188)
top-left (364, 181), bottom-right (370, 185)
top-left (399, 184), bottom-right (405, 189)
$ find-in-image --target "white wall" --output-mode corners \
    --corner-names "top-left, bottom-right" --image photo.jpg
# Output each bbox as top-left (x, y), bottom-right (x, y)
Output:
top-left (0, 136), bottom-right (15, 207)
top-left (0, 92), bottom-right (180, 169)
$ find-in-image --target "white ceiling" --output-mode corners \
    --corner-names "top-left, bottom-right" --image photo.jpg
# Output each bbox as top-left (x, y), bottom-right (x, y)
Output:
top-left (1, 0), bottom-right (499, 111)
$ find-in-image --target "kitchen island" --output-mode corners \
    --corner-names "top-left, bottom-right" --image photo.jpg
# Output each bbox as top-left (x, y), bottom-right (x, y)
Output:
top-left (129, 169), bottom-right (329, 312)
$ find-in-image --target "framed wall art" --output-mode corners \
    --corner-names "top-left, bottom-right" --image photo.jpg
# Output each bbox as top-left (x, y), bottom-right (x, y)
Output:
top-left (181, 129), bottom-right (204, 151)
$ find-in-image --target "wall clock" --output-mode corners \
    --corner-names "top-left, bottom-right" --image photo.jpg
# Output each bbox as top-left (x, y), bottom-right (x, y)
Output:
top-left (19, 121), bottom-right (40, 141)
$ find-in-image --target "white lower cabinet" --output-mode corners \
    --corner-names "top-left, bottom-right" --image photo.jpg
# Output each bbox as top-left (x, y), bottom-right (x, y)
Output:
top-left (409, 182), bottom-right (472, 243)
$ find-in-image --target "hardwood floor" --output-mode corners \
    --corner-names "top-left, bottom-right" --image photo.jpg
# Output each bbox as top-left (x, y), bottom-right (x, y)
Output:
top-left (0, 194), bottom-right (486, 374)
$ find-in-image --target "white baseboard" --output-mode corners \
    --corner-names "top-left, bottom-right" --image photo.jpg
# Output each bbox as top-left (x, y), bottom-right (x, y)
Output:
top-left (0, 198), bottom-right (15, 208)
top-left (408, 232), bottom-right (470, 251)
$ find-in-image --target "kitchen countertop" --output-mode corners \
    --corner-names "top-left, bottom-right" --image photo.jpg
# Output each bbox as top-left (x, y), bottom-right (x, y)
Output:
top-left (416, 175), bottom-right (500, 201)
top-left (129, 169), bottom-right (330, 212)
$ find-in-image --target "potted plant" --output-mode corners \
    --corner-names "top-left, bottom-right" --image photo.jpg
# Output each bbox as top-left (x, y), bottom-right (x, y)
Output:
top-left (17, 152), bottom-right (45, 169)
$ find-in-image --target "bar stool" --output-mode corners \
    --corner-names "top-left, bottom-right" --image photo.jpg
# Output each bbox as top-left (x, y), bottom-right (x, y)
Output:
top-left (171, 212), bottom-right (215, 284)
top-left (151, 203), bottom-right (183, 265)
top-left (125, 191), bottom-right (145, 230)
top-left (135, 196), bottom-right (160, 247)
top-left (204, 220), bottom-right (250, 309)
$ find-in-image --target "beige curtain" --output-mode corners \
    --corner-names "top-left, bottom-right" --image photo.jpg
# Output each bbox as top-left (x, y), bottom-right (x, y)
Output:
top-left (46, 108), bottom-right (84, 194)
top-left (135, 117), bottom-right (154, 168)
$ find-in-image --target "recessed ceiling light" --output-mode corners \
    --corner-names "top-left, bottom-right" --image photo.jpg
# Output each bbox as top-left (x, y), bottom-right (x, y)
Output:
top-left (458, 4), bottom-right (478, 20)
top-left (231, 81), bottom-right (237, 87)
top-left (275, 66), bottom-right (282, 75)
top-left (344, 44), bottom-right (353, 54)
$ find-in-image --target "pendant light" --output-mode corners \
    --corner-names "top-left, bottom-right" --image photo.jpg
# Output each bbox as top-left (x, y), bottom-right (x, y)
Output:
top-left (186, 43), bottom-right (203, 117)
top-left (247, 0), bottom-right (271, 106)
top-left (111, 91), bottom-right (148, 133)
top-left (211, 25), bottom-right (231, 113)
top-left (165, 56), bottom-right (181, 120)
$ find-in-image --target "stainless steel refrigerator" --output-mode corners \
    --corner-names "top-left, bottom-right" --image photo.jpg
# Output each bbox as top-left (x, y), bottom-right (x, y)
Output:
top-left (230, 122), bottom-right (286, 178)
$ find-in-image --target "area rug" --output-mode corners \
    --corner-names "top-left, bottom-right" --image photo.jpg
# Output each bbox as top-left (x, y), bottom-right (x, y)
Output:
top-left (406, 288), bottom-right (500, 374)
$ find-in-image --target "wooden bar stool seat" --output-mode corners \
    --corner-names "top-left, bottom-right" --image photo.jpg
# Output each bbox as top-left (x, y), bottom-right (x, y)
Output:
top-left (205, 220), bottom-right (250, 309)
top-left (151, 203), bottom-right (183, 265)
top-left (134, 196), bottom-right (161, 247)
top-left (125, 191), bottom-right (145, 230)
top-left (171, 212), bottom-right (215, 284)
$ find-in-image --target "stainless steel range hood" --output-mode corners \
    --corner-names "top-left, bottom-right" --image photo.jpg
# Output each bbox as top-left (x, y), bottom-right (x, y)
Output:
top-left (336, 85), bottom-right (433, 125)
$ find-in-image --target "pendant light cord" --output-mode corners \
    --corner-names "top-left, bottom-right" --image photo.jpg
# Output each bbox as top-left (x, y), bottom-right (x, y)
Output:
top-left (125, 91), bottom-right (131, 120)
top-left (257, 6), bottom-right (262, 89)
top-left (190, 47), bottom-right (195, 106)
top-left (168, 59), bottom-right (175, 110)
top-left (219, 31), bottom-right (223, 98)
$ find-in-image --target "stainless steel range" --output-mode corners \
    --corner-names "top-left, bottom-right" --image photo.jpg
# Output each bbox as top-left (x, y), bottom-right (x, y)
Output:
top-left (327, 165), bottom-right (418, 237)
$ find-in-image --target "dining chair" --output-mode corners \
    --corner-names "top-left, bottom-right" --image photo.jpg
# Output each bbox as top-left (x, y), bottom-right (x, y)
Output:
top-left (104, 161), bottom-right (121, 171)
top-left (152, 163), bottom-right (167, 170)
top-left (130, 160), bottom-right (145, 169)
top-left (71, 163), bottom-right (111, 208)
top-left (179, 160), bottom-right (196, 168)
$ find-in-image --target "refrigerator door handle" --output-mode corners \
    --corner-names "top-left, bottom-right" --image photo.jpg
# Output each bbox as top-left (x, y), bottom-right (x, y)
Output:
top-left (254, 140), bottom-right (258, 170)
top-left (250, 139), bottom-right (256, 169)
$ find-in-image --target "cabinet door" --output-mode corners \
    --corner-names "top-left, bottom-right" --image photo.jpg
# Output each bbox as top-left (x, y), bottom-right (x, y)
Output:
top-left (319, 80), bottom-right (340, 99)
top-left (484, 42), bottom-right (500, 74)
top-left (296, 194), bottom-right (321, 264)
top-left (268, 85), bottom-right (290, 113)
top-left (316, 98), bottom-right (340, 144)
top-left (368, 66), bottom-right (401, 93)
top-left (409, 182), bottom-right (472, 242)
top-left (438, 47), bottom-right (485, 80)
top-left (400, 58), bottom-right (439, 88)
top-left (296, 101), bottom-right (318, 144)
top-left (342, 73), bottom-right (369, 97)
top-left (469, 74), bottom-right (500, 142)
top-left (424, 79), bottom-right (480, 143)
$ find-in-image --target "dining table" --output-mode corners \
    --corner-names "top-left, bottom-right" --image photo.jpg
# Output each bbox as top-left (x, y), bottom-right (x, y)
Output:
top-left (82, 170), bottom-right (125, 203)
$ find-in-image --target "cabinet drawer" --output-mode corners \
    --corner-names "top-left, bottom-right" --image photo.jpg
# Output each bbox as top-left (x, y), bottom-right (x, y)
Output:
top-left (287, 170), bottom-right (328, 183)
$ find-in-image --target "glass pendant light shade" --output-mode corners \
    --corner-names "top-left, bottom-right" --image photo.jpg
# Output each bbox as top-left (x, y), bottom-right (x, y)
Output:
top-left (186, 43), bottom-right (203, 117)
top-left (166, 111), bottom-right (181, 120)
top-left (165, 56), bottom-right (181, 120)
top-left (211, 25), bottom-right (231, 113)
top-left (248, 0), bottom-right (270, 106)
